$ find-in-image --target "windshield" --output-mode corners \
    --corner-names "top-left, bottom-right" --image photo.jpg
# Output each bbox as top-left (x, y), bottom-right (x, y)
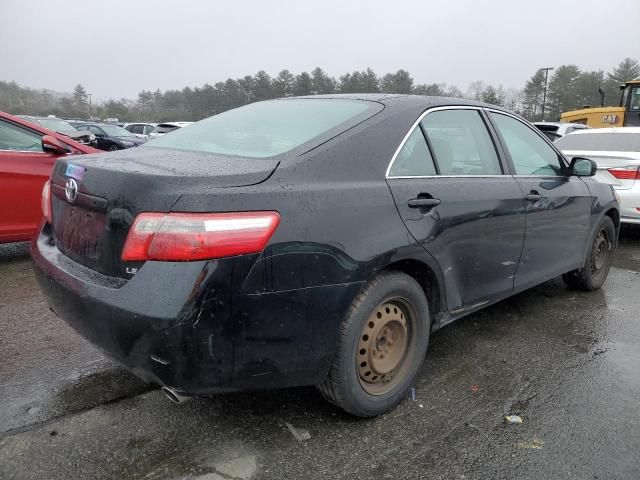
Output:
top-left (145, 99), bottom-right (378, 158)
top-left (555, 132), bottom-right (640, 152)
top-left (101, 125), bottom-right (135, 137)
top-left (38, 118), bottom-right (78, 133)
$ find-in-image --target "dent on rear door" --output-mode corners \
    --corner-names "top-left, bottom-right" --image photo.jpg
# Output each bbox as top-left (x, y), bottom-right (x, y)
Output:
top-left (387, 176), bottom-right (525, 312)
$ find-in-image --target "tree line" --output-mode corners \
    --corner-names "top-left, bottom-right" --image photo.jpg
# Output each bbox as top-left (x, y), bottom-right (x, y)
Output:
top-left (0, 58), bottom-right (638, 123)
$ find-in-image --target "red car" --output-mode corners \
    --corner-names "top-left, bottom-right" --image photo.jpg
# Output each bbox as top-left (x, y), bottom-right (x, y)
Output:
top-left (0, 111), bottom-right (99, 243)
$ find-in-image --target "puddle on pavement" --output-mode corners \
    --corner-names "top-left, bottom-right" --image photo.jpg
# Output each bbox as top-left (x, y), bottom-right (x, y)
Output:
top-left (1, 366), bottom-right (153, 434)
top-left (53, 367), bottom-right (153, 412)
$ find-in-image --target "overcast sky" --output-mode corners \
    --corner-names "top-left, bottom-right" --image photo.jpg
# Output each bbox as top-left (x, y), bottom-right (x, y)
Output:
top-left (1, 0), bottom-right (638, 101)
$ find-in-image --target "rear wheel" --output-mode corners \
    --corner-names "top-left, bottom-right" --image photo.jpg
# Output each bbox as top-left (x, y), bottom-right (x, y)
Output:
top-left (317, 271), bottom-right (430, 417)
top-left (563, 216), bottom-right (616, 291)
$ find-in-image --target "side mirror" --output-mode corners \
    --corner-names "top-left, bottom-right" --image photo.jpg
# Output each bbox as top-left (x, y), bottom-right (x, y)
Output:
top-left (42, 135), bottom-right (70, 155)
top-left (570, 157), bottom-right (597, 177)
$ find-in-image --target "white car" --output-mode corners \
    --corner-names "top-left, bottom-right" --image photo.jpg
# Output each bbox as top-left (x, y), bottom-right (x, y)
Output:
top-left (148, 122), bottom-right (193, 139)
top-left (556, 127), bottom-right (640, 224)
top-left (124, 122), bottom-right (157, 139)
top-left (534, 122), bottom-right (591, 142)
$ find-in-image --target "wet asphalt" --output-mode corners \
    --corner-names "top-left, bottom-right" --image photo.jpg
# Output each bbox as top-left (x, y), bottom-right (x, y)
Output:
top-left (1, 230), bottom-right (639, 480)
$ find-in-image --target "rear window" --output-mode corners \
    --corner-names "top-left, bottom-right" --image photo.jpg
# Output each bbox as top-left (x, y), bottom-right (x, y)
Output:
top-left (145, 99), bottom-right (379, 158)
top-left (555, 132), bottom-right (640, 152)
top-left (154, 124), bottom-right (180, 134)
top-left (38, 118), bottom-right (77, 134)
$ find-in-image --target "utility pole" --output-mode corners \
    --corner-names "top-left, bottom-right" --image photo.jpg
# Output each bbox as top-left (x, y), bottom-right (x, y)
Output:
top-left (87, 93), bottom-right (93, 119)
top-left (540, 67), bottom-right (553, 121)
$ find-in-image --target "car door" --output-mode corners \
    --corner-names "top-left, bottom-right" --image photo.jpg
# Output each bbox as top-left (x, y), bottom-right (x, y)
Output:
top-left (487, 110), bottom-right (592, 290)
top-left (386, 107), bottom-right (526, 313)
top-left (0, 119), bottom-right (58, 242)
top-left (87, 125), bottom-right (108, 149)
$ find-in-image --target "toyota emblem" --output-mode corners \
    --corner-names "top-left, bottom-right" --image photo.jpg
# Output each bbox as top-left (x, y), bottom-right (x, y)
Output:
top-left (65, 178), bottom-right (78, 203)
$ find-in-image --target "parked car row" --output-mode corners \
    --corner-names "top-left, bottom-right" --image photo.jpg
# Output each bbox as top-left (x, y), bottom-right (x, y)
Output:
top-left (75, 123), bottom-right (147, 151)
top-left (3, 96), bottom-right (637, 416)
top-left (0, 111), bottom-right (98, 243)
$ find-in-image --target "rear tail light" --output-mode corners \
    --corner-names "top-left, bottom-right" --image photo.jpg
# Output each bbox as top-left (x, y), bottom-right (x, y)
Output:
top-left (121, 211), bottom-right (280, 261)
top-left (41, 180), bottom-right (52, 224)
top-left (608, 166), bottom-right (640, 180)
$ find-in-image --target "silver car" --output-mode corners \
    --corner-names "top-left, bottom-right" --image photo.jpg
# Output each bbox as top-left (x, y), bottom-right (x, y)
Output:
top-left (556, 127), bottom-right (640, 224)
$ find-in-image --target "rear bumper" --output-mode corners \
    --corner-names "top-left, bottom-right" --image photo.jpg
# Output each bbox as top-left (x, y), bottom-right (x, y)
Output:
top-left (615, 188), bottom-right (640, 223)
top-left (32, 232), bottom-right (362, 394)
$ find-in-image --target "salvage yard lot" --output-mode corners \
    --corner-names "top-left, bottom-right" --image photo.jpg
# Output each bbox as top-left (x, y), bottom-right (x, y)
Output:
top-left (1, 230), bottom-right (640, 480)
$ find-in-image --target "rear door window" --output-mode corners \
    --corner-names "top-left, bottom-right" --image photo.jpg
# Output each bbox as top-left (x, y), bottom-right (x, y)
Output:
top-left (387, 127), bottom-right (437, 177)
top-left (490, 112), bottom-right (564, 176)
top-left (420, 109), bottom-right (502, 175)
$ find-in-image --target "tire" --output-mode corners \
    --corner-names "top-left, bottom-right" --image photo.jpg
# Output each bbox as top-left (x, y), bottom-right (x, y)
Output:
top-left (317, 271), bottom-right (430, 417)
top-left (563, 216), bottom-right (616, 291)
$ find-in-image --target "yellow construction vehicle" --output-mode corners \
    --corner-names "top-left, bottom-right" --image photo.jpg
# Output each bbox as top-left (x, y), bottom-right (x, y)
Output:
top-left (560, 79), bottom-right (640, 128)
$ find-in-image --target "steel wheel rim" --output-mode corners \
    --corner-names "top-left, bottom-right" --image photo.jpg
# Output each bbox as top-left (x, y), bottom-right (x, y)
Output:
top-left (357, 299), bottom-right (414, 396)
top-left (591, 230), bottom-right (610, 275)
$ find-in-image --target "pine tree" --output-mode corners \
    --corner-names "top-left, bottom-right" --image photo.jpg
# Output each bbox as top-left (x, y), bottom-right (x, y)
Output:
top-left (547, 65), bottom-right (581, 120)
top-left (361, 68), bottom-right (380, 93)
top-left (481, 85), bottom-right (504, 106)
top-left (380, 70), bottom-right (413, 93)
top-left (252, 71), bottom-right (274, 101)
top-left (273, 70), bottom-right (295, 97)
top-left (521, 70), bottom-right (546, 121)
top-left (294, 72), bottom-right (313, 96)
top-left (608, 58), bottom-right (640, 84)
top-left (311, 67), bottom-right (336, 94)
top-left (73, 84), bottom-right (88, 107)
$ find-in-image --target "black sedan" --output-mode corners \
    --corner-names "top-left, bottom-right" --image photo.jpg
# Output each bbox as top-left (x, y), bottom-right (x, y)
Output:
top-left (74, 123), bottom-right (147, 151)
top-left (32, 95), bottom-right (619, 417)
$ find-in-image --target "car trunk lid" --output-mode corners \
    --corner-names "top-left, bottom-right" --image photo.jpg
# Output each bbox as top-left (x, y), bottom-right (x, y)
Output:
top-left (49, 148), bottom-right (279, 278)
top-left (564, 150), bottom-right (640, 190)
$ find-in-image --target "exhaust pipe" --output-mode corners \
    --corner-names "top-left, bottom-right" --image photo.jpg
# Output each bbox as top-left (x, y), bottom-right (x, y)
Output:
top-left (161, 387), bottom-right (192, 405)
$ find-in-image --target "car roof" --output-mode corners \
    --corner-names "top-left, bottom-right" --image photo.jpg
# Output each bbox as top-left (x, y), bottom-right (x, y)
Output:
top-left (157, 122), bottom-right (192, 127)
top-left (567, 127), bottom-right (640, 135)
top-left (534, 121), bottom-right (587, 127)
top-left (295, 93), bottom-right (484, 106)
top-left (28, 116), bottom-right (69, 121)
top-left (287, 93), bottom-right (522, 117)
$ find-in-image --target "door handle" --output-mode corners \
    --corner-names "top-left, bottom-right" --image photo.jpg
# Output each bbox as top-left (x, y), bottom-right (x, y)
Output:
top-left (524, 193), bottom-right (543, 202)
top-left (408, 198), bottom-right (441, 209)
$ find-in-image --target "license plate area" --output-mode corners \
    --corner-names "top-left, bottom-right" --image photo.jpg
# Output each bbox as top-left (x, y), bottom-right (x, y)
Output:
top-left (56, 205), bottom-right (106, 261)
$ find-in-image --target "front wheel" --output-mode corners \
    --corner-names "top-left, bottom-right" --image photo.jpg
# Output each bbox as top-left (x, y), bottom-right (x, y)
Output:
top-left (317, 271), bottom-right (430, 417)
top-left (563, 216), bottom-right (616, 291)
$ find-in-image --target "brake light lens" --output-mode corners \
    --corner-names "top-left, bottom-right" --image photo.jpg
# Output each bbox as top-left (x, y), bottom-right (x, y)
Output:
top-left (121, 211), bottom-right (280, 261)
top-left (608, 166), bottom-right (640, 180)
top-left (41, 180), bottom-right (52, 224)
